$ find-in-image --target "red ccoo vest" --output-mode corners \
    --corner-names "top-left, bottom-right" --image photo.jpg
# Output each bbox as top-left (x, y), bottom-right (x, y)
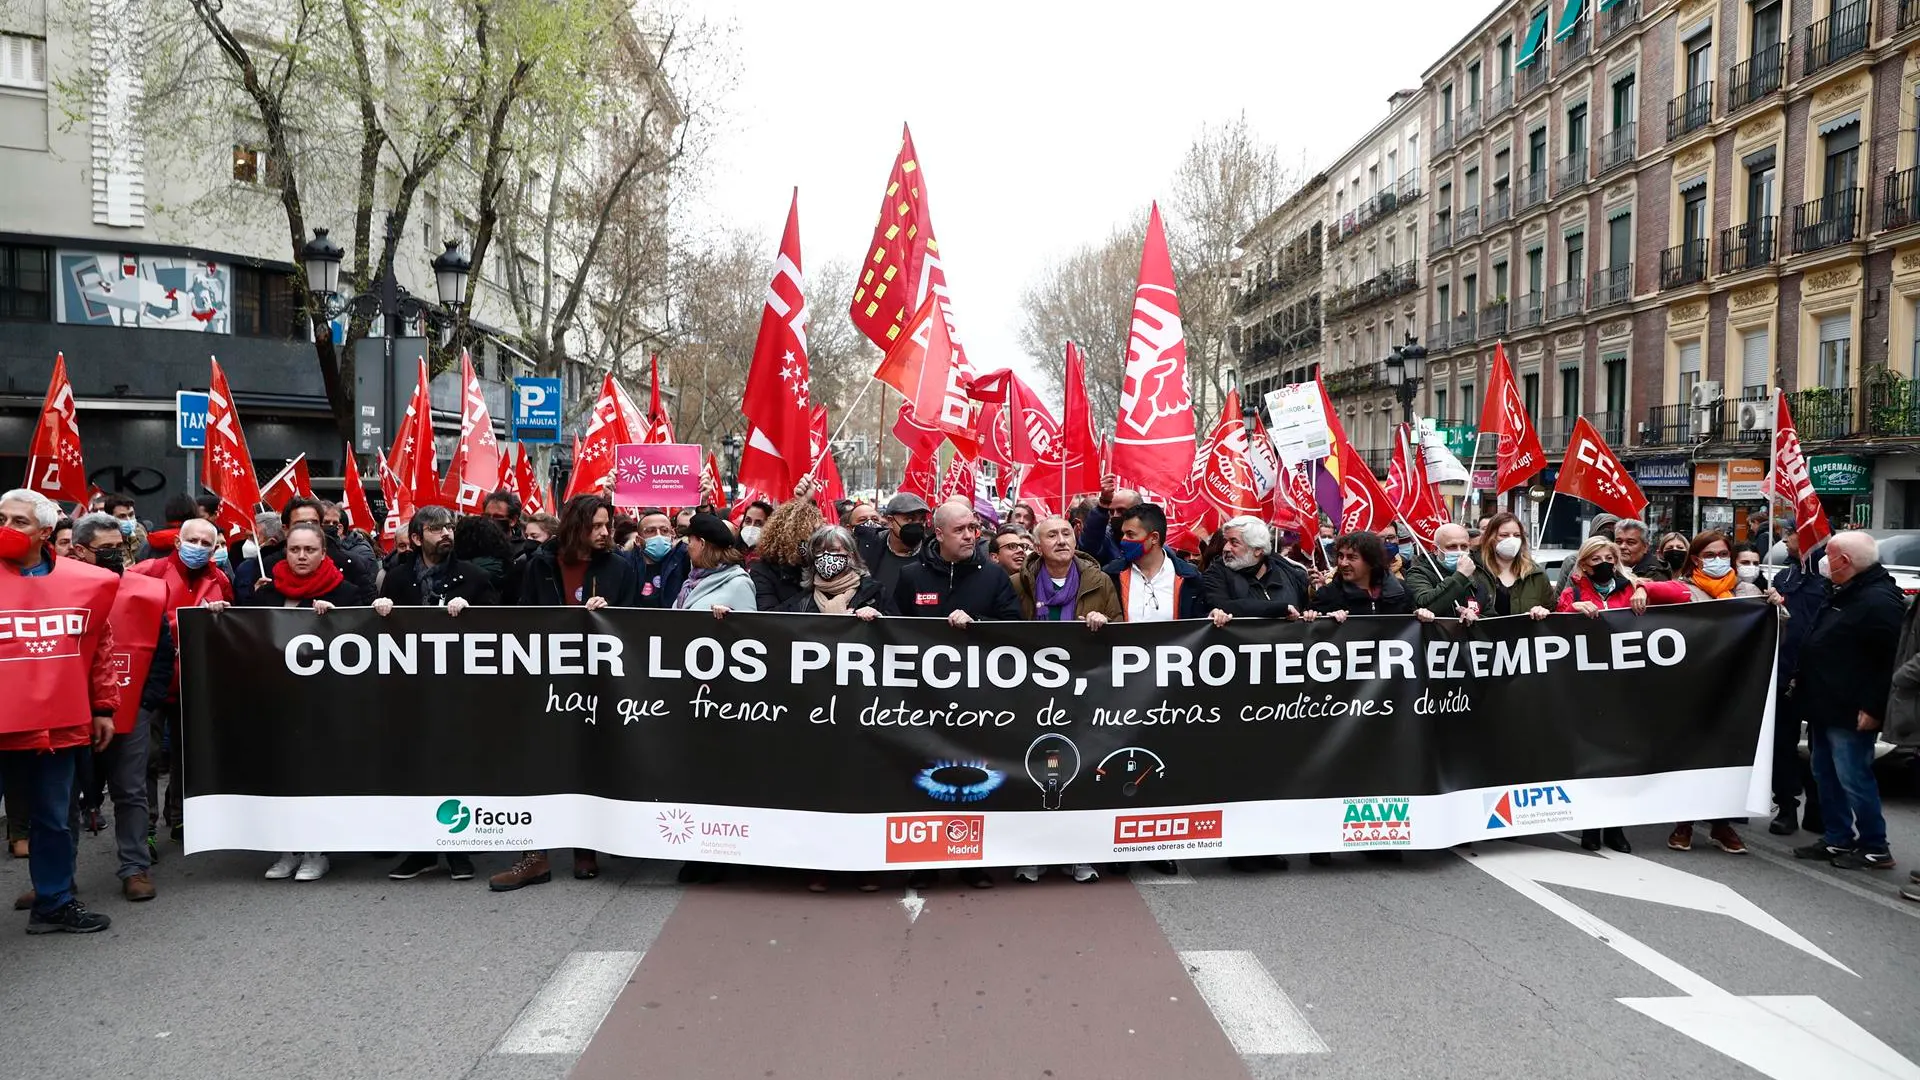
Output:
top-left (106, 570), bottom-right (167, 734)
top-left (0, 554), bottom-right (121, 737)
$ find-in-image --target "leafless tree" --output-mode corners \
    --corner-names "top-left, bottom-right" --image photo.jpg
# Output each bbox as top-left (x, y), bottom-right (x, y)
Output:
top-left (1016, 214), bottom-right (1147, 431)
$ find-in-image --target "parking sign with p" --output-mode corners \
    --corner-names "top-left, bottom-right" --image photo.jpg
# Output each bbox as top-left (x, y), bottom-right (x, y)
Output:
top-left (513, 377), bottom-right (562, 443)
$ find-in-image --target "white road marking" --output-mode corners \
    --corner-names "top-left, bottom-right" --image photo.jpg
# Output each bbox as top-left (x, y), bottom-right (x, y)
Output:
top-left (900, 887), bottom-right (924, 924)
top-left (1178, 949), bottom-right (1330, 1055)
top-left (494, 950), bottom-right (642, 1056)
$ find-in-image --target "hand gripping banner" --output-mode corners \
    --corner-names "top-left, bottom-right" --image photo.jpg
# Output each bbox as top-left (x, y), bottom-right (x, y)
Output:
top-left (179, 602), bottom-right (1777, 870)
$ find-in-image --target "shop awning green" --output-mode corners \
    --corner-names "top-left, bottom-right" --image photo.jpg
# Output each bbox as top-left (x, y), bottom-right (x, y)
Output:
top-left (1553, 0), bottom-right (1586, 42)
top-left (1517, 9), bottom-right (1550, 67)
top-left (1597, 0), bottom-right (1626, 11)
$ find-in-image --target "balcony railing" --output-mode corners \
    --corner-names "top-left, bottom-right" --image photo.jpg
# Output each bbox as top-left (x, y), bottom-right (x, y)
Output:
top-left (1718, 390), bottom-right (1775, 445)
top-left (1519, 170), bottom-right (1548, 212)
top-left (1548, 279), bottom-right (1585, 321)
top-left (1432, 217), bottom-right (1453, 251)
top-left (1659, 241), bottom-right (1709, 290)
top-left (1428, 321), bottom-right (1453, 353)
top-left (1598, 123), bottom-right (1636, 174)
top-left (1866, 368), bottom-right (1920, 437)
top-left (1559, 22), bottom-right (1590, 65)
top-left (1515, 293), bottom-right (1545, 330)
top-left (1642, 403), bottom-right (1691, 446)
top-left (1590, 264), bottom-right (1633, 308)
top-left (1457, 205), bottom-right (1481, 242)
top-left (1587, 409), bottom-right (1626, 447)
top-left (1729, 44), bottom-right (1785, 111)
top-left (1903, 0), bottom-right (1920, 34)
top-left (1396, 169), bottom-right (1422, 201)
top-left (1458, 102), bottom-right (1482, 139)
top-left (1539, 414), bottom-right (1576, 454)
top-left (1555, 149), bottom-right (1588, 193)
top-left (1452, 311), bottom-right (1477, 344)
top-left (1786, 385), bottom-right (1855, 442)
top-left (1480, 301), bottom-right (1509, 339)
top-left (1667, 82), bottom-right (1713, 141)
top-left (1805, 1), bottom-right (1870, 77)
top-left (1885, 167), bottom-right (1920, 231)
top-left (1436, 119), bottom-right (1455, 155)
top-left (1719, 217), bottom-right (1778, 273)
top-left (1489, 80), bottom-right (1514, 116)
top-left (1521, 55), bottom-right (1551, 97)
top-left (1485, 187), bottom-right (1512, 227)
top-left (1603, 0), bottom-right (1640, 41)
top-left (1792, 188), bottom-right (1862, 253)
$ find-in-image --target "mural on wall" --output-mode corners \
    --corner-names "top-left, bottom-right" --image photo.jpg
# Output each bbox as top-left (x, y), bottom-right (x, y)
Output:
top-left (56, 252), bottom-right (231, 333)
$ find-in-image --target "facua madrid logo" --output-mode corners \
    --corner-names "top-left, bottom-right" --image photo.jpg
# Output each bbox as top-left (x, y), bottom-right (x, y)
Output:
top-left (657, 807), bottom-right (695, 845)
top-left (1484, 785), bottom-right (1575, 829)
top-left (436, 799), bottom-right (529, 834)
top-left (437, 799), bottom-right (471, 834)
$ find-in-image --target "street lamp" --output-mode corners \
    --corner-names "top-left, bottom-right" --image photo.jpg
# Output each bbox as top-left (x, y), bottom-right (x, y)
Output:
top-left (1385, 333), bottom-right (1428, 425)
top-left (721, 433), bottom-right (745, 502)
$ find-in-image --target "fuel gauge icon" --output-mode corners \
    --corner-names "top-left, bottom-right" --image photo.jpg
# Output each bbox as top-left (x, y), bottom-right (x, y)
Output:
top-left (1095, 747), bottom-right (1167, 798)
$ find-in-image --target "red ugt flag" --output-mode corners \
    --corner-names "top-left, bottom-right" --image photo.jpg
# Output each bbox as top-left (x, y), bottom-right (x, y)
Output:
top-left (1111, 204), bottom-right (1196, 497)
top-left (1478, 342), bottom-right (1546, 494)
top-left (202, 358), bottom-right (264, 539)
top-left (24, 352), bottom-right (86, 503)
top-left (1196, 389), bottom-right (1263, 520)
top-left (389, 358), bottom-right (442, 515)
top-left (1555, 415), bottom-right (1647, 521)
top-left (1772, 390), bottom-right (1832, 551)
top-left (1386, 424), bottom-right (1449, 544)
top-left (441, 351), bottom-right (502, 512)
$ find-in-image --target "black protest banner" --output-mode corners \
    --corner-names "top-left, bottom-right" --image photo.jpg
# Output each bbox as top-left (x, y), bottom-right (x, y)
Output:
top-left (179, 601), bottom-right (1776, 869)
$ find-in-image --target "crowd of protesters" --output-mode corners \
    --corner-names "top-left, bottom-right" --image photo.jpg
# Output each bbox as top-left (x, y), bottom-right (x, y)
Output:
top-left (3, 467), bottom-right (1917, 934)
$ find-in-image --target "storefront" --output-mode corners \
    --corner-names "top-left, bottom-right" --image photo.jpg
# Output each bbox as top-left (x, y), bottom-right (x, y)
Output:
top-left (1692, 459), bottom-right (1770, 544)
top-left (1809, 454), bottom-right (1872, 528)
top-left (1634, 457), bottom-right (1692, 536)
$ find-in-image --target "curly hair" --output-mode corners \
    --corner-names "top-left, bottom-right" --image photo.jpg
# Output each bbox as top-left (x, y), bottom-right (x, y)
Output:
top-left (756, 497), bottom-right (824, 568)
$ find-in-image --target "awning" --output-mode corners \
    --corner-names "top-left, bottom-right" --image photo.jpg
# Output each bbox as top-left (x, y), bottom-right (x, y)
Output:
top-left (1554, 0), bottom-right (1587, 42)
top-left (1818, 110), bottom-right (1860, 137)
top-left (1598, 0), bottom-right (1626, 10)
top-left (1518, 8), bottom-right (1551, 67)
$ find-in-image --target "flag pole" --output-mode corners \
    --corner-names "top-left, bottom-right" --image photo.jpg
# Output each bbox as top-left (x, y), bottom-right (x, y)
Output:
top-left (797, 377), bottom-right (879, 491)
top-left (1536, 489), bottom-right (1557, 549)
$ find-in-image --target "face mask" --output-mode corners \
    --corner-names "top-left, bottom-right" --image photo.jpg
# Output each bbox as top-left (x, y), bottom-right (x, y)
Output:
top-left (1441, 551), bottom-right (1462, 571)
top-left (1701, 557), bottom-right (1731, 578)
top-left (813, 552), bottom-right (850, 579)
top-left (118, 519), bottom-right (136, 537)
top-left (897, 522), bottom-right (927, 548)
top-left (178, 543), bottom-right (212, 570)
top-left (0, 526), bottom-right (33, 563)
top-left (324, 524), bottom-right (340, 539)
top-left (643, 536), bottom-right (672, 560)
top-left (242, 540), bottom-right (259, 561)
top-left (1494, 536), bottom-right (1523, 560)
top-left (1662, 549), bottom-right (1688, 570)
top-left (1384, 542), bottom-right (1401, 561)
top-left (1118, 538), bottom-right (1147, 564)
top-left (1588, 561), bottom-right (1616, 584)
top-left (1816, 556), bottom-right (1830, 578)
top-left (1736, 564), bottom-right (1760, 583)
top-left (740, 525), bottom-right (762, 548)
top-left (212, 544), bottom-right (230, 569)
top-left (93, 548), bottom-right (125, 574)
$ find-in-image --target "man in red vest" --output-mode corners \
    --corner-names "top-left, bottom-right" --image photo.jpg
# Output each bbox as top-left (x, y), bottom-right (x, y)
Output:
top-left (0, 489), bottom-right (119, 934)
top-left (67, 512), bottom-right (171, 902)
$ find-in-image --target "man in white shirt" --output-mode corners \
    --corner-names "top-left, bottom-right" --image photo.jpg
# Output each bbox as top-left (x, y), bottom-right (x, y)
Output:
top-left (1103, 503), bottom-right (1200, 622)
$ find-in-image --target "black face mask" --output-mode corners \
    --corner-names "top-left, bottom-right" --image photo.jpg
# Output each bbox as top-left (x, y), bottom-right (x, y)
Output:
top-left (1662, 549), bottom-right (1688, 570)
top-left (897, 522), bottom-right (927, 548)
top-left (92, 549), bottom-right (125, 574)
top-left (323, 524), bottom-right (341, 539)
top-left (1588, 561), bottom-right (1616, 584)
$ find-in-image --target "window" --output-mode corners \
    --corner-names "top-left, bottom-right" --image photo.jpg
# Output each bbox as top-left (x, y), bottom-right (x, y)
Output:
top-left (1435, 387), bottom-right (1450, 422)
top-left (1561, 367), bottom-right (1580, 419)
top-left (1387, 149), bottom-right (1398, 183)
top-left (1464, 167), bottom-right (1480, 209)
top-left (1498, 37), bottom-right (1514, 78)
top-left (0, 33), bottom-right (46, 90)
top-left (1741, 328), bottom-right (1769, 395)
top-left (1565, 232), bottom-right (1585, 282)
top-left (1464, 273), bottom-right (1479, 313)
top-left (1751, 0), bottom-right (1781, 54)
top-left (422, 192), bottom-right (440, 253)
top-left (1527, 246), bottom-right (1545, 294)
top-left (0, 244), bottom-right (51, 321)
top-left (1367, 163), bottom-right (1379, 196)
top-left (1528, 127), bottom-right (1549, 174)
top-left (1746, 149), bottom-right (1775, 221)
top-left (1611, 75), bottom-right (1636, 129)
top-left (1467, 62), bottom-right (1482, 105)
top-left (1679, 340), bottom-right (1702, 405)
top-left (1604, 356), bottom-right (1627, 417)
top-left (232, 143), bottom-right (279, 186)
top-left (1493, 259), bottom-right (1509, 297)
top-left (1609, 214), bottom-right (1631, 268)
top-left (1683, 186), bottom-right (1708, 246)
top-left (1461, 383), bottom-right (1476, 419)
top-left (1522, 371), bottom-right (1541, 424)
top-left (1566, 103), bottom-right (1588, 153)
top-left (1494, 149), bottom-right (1512, 190)
top-left (1438, 283), bottom-right (1452, 317)
top-left (231, 266), bottom-right (299, 339)
top-left (1685, 31), bottom-right (1712, 94)
top-left (1818, 313), bottom-right (1851, 388)
top-left (1442, 84), bottom-right (1454, 121)
top-left (1823, 120), bottom-right (1860, 201)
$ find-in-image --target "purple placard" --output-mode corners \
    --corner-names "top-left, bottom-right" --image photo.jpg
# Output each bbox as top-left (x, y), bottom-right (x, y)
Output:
top-left (613, 443), bottom-right (702, 506)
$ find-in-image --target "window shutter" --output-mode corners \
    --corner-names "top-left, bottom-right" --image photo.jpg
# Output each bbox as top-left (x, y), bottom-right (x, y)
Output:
top-left (1741, 329), bottom-right (1769, 390)
top-left (1819, 313), bottom-right (1849, 343)
top-left (1679, 341), bottom-right (1702, 374)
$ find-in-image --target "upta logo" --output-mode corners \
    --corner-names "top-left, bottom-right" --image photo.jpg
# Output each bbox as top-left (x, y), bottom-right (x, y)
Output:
top-left (437, 799), bottom-right (471, 834)
top-left (436, 799), bottom-right (531, 835)
top-left (1484, 785), bottom-right (1574, 830)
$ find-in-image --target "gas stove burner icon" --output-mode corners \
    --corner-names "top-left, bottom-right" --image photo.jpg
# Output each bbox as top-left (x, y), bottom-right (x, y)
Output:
top-left (1024, 734), bottom-right (1080, 810)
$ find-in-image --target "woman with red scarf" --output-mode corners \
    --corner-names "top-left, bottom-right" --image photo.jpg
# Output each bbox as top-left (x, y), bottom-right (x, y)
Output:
top-left (1666, 530), bottom-right (1762, 856)
top-left (243, 521), bottom-right (356, 881)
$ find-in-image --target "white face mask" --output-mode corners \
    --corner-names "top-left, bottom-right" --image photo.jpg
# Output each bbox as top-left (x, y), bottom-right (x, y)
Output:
top-left (739, 525), bottom-right (762, 548)
top-left (1736, 564), bottom-right (1759, 583)
top-left (1494, 536), bottom-right (1523, 561)
top-left (1816, 556), bottom-right (1831, 578)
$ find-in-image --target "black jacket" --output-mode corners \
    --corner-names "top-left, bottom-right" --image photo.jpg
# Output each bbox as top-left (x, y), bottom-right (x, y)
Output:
top-left (777, 576), bottom-right (899, 615)
top-left (1201, 554), bottom-right (1312, 618)
top-left (259, 537), bottom-right (374, 605)
top-left (1077, 504), bottom-right (1123, 564)
top-left (893, 544), bottom-right (1021, 620)
top-left (1312, 573), bottom-right (1415, 616)
top-left (1771, 556), bottom-right (1831, 679)
top-left (750, 559), bottom-right (806, 612)
top-left (243, 575), bottom-right (362, 608)
top-left (517, 544), bottom-right (641, 607)
top-left (1793, 563), bottom-right (1905, 729)
top-left (624, 543), bottom-right (691, 609)
top-left (378, 553), bottom-right (498, 607)
top-left (857, 526), bottom-right (921, 598)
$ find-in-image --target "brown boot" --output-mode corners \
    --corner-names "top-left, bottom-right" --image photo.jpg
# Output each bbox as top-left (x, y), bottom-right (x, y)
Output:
top-left (488, 851), bottom-right (551, 892)
top-left (13, 888), bottom-right (31, 911)
top-left (122, 872), bottom-right (156, 901)
top-left (573, 850), bottom-right (600, 880)
top-left (7, 838), bottom-right (25, 859)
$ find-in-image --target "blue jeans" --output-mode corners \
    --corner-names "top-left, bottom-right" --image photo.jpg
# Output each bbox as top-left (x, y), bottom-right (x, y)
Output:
top-left (0, 748), bottom-right (79, 915)
top-left (1808, 723), bottom-right (1887, 852)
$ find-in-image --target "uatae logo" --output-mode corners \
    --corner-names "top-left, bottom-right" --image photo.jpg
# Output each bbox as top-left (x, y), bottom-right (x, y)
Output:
top-left (1484, 785), bottom-right (1575, 830)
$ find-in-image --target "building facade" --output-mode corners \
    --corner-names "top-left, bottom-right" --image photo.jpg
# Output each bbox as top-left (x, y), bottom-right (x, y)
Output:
top-left (1234, 174), bottom-right (1328, 411)
top-left (1321, 89), bottom-right (1429, 468)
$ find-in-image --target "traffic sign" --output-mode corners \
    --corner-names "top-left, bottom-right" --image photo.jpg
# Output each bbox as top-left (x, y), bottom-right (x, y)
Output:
top-left (513, 377), bottom-right (563, 443)
top-left (176, 390), bottom-right (208, 449)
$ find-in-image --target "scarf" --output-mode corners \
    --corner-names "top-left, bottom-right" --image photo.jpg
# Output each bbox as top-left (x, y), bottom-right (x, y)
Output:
top-left (1691, 568), bottom-right (1739, 599)
top-left (1033, 558), bottom-right (1080, 620)
top-left (266, 556), bottom-right (344, 602)
top-left (811, 570), bottom-right (862, 614)
top-left (673, 566), bottom-right (714, 609)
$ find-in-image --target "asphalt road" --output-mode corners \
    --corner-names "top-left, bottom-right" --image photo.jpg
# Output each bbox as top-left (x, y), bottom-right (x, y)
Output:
top-left (3, 791), bottom-right (1917, 1080)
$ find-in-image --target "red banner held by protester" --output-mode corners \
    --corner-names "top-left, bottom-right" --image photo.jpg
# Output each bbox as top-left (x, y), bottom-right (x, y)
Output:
top-left (1772, 390), bottom-right (1832, 552)
top-left (24, 352), bottom-right (86, 504)
top-left (1554, 415), bottom-right (1647, 521)
top-left (202, 358), bottom-right (264, 540)
top-left (1111, 204), bottom-right (1196, 498)
top-left (565, 374), bottom-right (642, 502)
top-left (1386, 424), bottom-right (1449, 543)
top-left (441, 351), bottom-right (501, 512)
top-left (1478, 343), bottom-right (1546, 495)
top-left (258, 454), bottom-right (314, 515)
top-left (342, 448), bottom-right (376, 536)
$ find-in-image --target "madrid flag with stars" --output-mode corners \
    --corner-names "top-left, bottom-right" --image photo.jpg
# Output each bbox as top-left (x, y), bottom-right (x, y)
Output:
top-left (741, 191), bottom-right (815, 498)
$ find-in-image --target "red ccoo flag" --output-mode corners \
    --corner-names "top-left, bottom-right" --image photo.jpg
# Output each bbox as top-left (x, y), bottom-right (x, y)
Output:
top-left (441, 351), bottom-right (502, 512)
top-left (202, 358), bottom-right (264, 540)
top-left (258, 453), bottom-right (314, 515)
top-left (1111, 204), bottom-right (1196, 498)
top-left (1554, 415), bottom-right (1647, 521)
top-left (1771, 390), bottom-right (1832, 552)
top-left (24, 352), bottom-right (86, 504)
top-left (565, 374), bottom-right (643, 502)
top-left (874, 293), bottom-right (975, 452)
top-left (342, 448), bottom-right (377, 534)
top-left (389, 358), bottom-right (442, 516)
top-left (1478, 343), bottom-right (1547, 494)
top-left (644, 354), bottom-right (676, 444)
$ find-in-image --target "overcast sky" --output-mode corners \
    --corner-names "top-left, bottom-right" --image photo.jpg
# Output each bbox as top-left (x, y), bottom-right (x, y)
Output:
top-left (690, 0), bottom-right (1490, 406)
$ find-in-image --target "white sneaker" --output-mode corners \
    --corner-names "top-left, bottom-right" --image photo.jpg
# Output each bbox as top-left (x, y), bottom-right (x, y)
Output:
top-left (294, 853), bottom-right (330, 881)
top-left (1013, 865), bottom-right (1041, 883)
top-left (1071, 864), bottom-right (1100, 883)
top-left (264, 853), bottom-right (300, 880)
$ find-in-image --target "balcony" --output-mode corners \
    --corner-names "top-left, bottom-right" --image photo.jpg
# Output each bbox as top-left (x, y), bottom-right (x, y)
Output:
top-left (1515, 293), bottom-right (1545, 330)
top-left (1480, 301), bottom-right (1509, 339)
top-left (1554, 149), bottom-right (1588, 193)
top-left (1458, 102), bottom-right (1482, 139)
top-left (1587, 409), bottom-right (1626, 447)
top-left (1539, 415), bottom-right (1576, 454)
top-left (1432, 216), bottom-right (1453, 252)
top-left (1452, 311), bottom-right (1477, 344)
top-left (1489, 80), bottom-right (1514, 117)
top-left (1603, 0), bottom-right (1640, 41)
top-left (1659, 241), bottom-right (1709, 290)
top-left (1718, 390), bottom-right (1775, 445)
top-left (1485, 187), bottom-right (1512, 227)
top-left (1435, 119), bottom-right (1455, 155)
top-left (1641, 403), bottom-right (1692, 446)
top-left (1728, 44), bottom-right (1785, 112)
top-left (1429, 320), bottom-right (1453, 353)
top-left (1805, 1), bottom-right (1870, 77)
top-left (1718, 217), bottom-right (1778, 273)
top-left (1559, 22), bottom-right (1590, 66)
top-left (1548, 279), bottom-right (1585, 321)
top-left (1396, 169), bottom-right (1422, 201)
top-left (1518, 170), bottom-right (1548, 212)
top-left (1590, 264), bottom-right (1633, 308)
top-left (1791, 188), bottom-right (1862, 253)
top-left (1598, 123), bottom-right (1636, 174)
top-left (1905, 0), bottom-right (1920, 34)
top-left (1521, 55), bottom-right (1551, 97)
top-left (1885, 166), bottom-right (1920, 231)
top-left (1786, 385), bottom-right (1856, 442)
top-left (1667, 82), bottom-right (1713, 141)
top-left (1457, 205), bottom-right (1481, 242)
top-left (1866, 368), bottom-right (1920, 437)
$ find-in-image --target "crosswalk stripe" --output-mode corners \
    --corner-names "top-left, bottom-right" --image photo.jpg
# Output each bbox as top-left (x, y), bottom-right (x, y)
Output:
top-left (494, 950), bottom-right (643, 1056)
top-left (1179, 949), bottom-right (1330, 1055)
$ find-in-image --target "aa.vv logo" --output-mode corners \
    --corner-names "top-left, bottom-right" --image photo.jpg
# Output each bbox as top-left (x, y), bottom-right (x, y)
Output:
top-left (435, 799), bottom-right (530, 835)
top-left (1341, 797), bottom-right (1412, 847)
top-left (1484, 785), bottom-right (1575, 830)
top-left (437, 799), bottom-right (471, 834)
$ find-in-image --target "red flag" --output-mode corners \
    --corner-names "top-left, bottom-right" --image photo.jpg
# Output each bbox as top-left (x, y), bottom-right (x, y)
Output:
top-left (809, 406), bottom-right (845, 516)
top-left (1772, 390), bottom-right (1832, 552)
top-left (342, 448), bottom-right (377, 535)
top-left (891, 401), bottom-right (944, 457)
top-left (1061, 342), bottom-right (1104, 500)
top-left (851, 125), bottom-right (967, 364)
top-left (512, 443), bottom-right (546, 516)
top-left (258, 454), bottom-right (314, 514)
top-left (387, 358), bottom-right (444, 514)
top-left (938, 453), bottom-right (977, 505)
top-left (1195, 390), bottom-right (1263, 520)
top-left (644, 355), bottom-right (676, 444)
top-left (25, 353), bottom-right (86, 504)
top-left (374, 447), bottom-right (400, 547)
top-left (874, 294), bottom-right (974, 450)
top-left (740, 192), bottom-right (813, 495)
top-left (899, 448), bottom-right (939, 504)
top-left (439, 351), bottom-right (502, 512)
top-left (1554, 415), bottom-right (1647, 521)
top-left (1478, 343), bottom-right (1547, 494)
top-left (972, 369), bottom-right (1058, 469)
top-left (565, 375), bottom-right (642, 501)
top-left (1387, 425), bottom-right (1449, 543)
top-left (701, 452), bottom-right (728, 512)
top-left (1334, 438), bottom-right (1396, 534)
top-left (1111, 204), bottom-right (1196, 498)
top-left (201, 358), bottom-right (264, 540)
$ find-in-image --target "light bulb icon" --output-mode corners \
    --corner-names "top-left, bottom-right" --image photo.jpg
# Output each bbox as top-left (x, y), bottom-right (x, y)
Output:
top-left (1025, 734), bottom-right (1080, 810)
